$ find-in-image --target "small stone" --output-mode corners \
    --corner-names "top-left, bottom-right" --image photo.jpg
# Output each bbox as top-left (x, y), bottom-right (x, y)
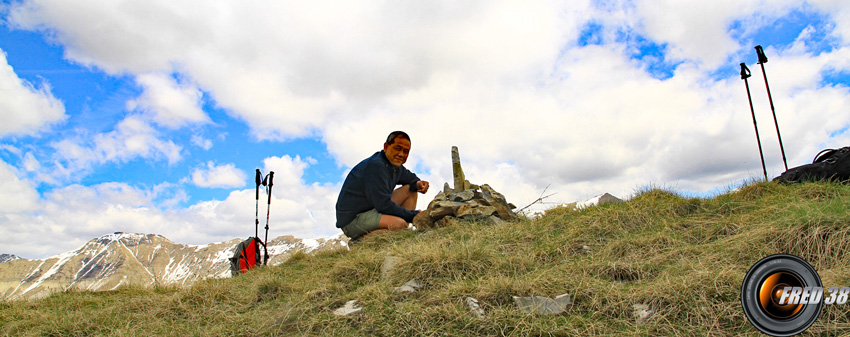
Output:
top-left (633, 303), bottom-right (653, 322)
top-left (465, 297), bottom-right (485, 319)
top-left (480, 184), bottom-right (507, 204)
top-left (554, 294), bottom-right (572, 308)
top-left (486, 215), bottom-right (506, 225)
top-left (428, 201), bottom-right (463, 219)
top-left (450, 190), bottom-right (475, 202)
top-left (381, 256), bottom-right (403, 280)
top-left (393, 279), bottom-right (422, 293)
top-left (443, 182), bottom-right (451, 194)
top-left (462, 179), bottom-right (471, 191)
top-left (333, 300), bottom-right (363, 316)
top-left (428, 192), bottom-right (447, 209)
top-left (434, 216), bottom-right (454, 228)
top-left (513, 296), bottom-right (565, 315)
top-left (456, 204), bottom-right (497, 219)
top-left (413, 212), bottom-right (434, 230)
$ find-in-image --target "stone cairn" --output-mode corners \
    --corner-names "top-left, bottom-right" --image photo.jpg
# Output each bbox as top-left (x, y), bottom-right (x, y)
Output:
top-left (413, 146), bottom-right (518, 229)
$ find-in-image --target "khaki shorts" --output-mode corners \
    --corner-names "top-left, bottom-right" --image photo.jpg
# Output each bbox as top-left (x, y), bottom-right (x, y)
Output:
top-left (341, 209), bottom-right (382, 239)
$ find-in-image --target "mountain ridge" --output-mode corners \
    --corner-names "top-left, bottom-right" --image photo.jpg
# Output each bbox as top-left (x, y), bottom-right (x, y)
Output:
top-left (0, 231), bottom-right (347, 300)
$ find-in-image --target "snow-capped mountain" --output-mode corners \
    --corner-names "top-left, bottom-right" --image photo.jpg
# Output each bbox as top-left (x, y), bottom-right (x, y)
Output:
top-left (0, 232), bottom-right (347, 300)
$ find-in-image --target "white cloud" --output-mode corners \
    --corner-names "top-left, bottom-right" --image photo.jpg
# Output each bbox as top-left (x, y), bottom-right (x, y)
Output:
top-left (191, 162), bottom-right (246, 188)
top-left (633, 0), bottom-right (799, 68)
top-left (51, 115), bottom-right (182, 180)
top-left (810, 0), bottom-right (850, 43)
top-left (0, 155), bottom-right (340, 258)
top-left (6, 0), bottom-right (584, 140)
top-left (0, 49), bottom-right (66, 136)
top-left (126, 73), bottom-right (209, 129)
top-left (190, 134), bottom-right (212, 150)
top-left (0, 160), bottom-right (39, 213)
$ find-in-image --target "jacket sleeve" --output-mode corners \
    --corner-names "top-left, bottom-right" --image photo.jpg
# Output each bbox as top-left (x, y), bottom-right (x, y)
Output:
top-left (362, 161), bottom-right (419, 223)
top-left (399, 166), bottom-right (420, 192)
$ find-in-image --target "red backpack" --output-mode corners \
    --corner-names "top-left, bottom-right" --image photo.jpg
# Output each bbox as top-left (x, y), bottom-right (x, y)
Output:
top-left (229, 237), bottom-right (266, 276)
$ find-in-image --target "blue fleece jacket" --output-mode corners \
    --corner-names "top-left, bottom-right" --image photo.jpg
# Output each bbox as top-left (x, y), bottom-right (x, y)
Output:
top-left (335, 151), bottom-right (420, 228)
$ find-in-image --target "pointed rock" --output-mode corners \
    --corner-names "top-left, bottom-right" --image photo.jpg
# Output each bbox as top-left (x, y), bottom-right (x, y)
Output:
top-left (451, 146), bottom-right (466, 192)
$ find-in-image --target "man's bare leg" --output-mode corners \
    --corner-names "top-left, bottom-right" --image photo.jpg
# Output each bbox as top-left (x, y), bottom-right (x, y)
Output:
top-left (376, 184), bottom-right (418, 232)
top-left (391, 184), bottom-right (418, 210)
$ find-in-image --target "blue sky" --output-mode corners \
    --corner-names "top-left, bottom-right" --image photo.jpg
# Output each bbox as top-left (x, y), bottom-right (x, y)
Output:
top-left (2, 0), bottom-right (850, 258)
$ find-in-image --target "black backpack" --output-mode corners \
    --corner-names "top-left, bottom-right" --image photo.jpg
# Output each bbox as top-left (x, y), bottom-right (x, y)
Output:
top-left (773, 147), bottom-right (850, 183)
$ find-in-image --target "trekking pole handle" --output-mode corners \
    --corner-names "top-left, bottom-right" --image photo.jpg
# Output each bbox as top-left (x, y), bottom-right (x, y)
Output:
top-left (255, 169), bottom-right (262, 200)
top-left (755, 45), bottom-right (768, 64)
top-left (740, 63), bottom-right (751, 80)
top-left (266, 171), bottom-right (274, 205)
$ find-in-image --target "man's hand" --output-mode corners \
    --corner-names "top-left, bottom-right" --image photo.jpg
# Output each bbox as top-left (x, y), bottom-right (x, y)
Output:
top-left (416, 180), bottom-right (429, 194)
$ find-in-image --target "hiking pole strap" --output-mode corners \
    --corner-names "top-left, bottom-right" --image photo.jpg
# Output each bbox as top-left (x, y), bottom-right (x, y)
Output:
top-left (255, 169), bottom-right (262, 200)
top-left (266, 171), bottom-right (274, 205)
top-left (740, 63), bottom-right (751, 80)
top-left (755, 45), bottom-right (768, 64)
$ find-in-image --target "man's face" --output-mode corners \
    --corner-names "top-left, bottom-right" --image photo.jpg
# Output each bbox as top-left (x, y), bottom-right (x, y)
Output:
top-left (383, 137), bottom-right (411, 167)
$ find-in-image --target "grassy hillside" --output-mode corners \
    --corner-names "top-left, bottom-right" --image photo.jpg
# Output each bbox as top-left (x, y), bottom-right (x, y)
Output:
top-left (3, 181), bottom-right (850, 336)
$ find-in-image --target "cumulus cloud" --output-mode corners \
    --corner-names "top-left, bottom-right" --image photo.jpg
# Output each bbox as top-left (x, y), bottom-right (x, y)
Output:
top-left (50, 115), bottom-right (182, 180)
top-left (0, 155), bottom-right (339, 258)
top-left (190, 162), bottom-right (246, 188)
top-left (6, 0), bottom-right (583, 140)
top-left (127, 73), bottom-right (209, 129)
top-left (0, 49), bottom-right (65, 136)
top-left (0, 160), bottom-right (40, 213)
top-left (190, 134), bottom-right (213, 150)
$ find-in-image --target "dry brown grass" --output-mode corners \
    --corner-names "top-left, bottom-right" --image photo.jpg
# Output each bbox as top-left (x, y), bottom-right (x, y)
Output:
top-left (3, 181), bottom-right (850, 336)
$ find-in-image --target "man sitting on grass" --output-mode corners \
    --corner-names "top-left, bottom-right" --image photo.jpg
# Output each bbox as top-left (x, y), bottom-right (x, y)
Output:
top-left (335, 131), bottom-right (430, 241)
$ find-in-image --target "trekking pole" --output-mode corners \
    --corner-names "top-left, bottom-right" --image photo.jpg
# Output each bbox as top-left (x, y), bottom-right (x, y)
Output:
top-left (741, 62), bottom-right (769, 181)
top-left (263, 171), bottom-right (274, 265)
top-left (755, 45), bottom-right (789, 171)
top-left (255, 169), bottom-right (262, 239)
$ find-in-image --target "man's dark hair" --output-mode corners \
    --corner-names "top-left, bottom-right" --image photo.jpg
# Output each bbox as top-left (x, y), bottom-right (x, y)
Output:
top-left (385, 131), bottom-right (410, 146)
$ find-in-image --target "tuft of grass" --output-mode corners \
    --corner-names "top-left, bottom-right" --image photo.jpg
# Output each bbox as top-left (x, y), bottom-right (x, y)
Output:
top-left (3, 180), bottom-right (850, 336)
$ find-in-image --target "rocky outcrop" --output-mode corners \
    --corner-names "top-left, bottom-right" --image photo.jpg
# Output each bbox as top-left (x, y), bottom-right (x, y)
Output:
top-left (414, 146), bottom-right (517, 229)
top-left (0, 254), bottom-right (20, 264)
